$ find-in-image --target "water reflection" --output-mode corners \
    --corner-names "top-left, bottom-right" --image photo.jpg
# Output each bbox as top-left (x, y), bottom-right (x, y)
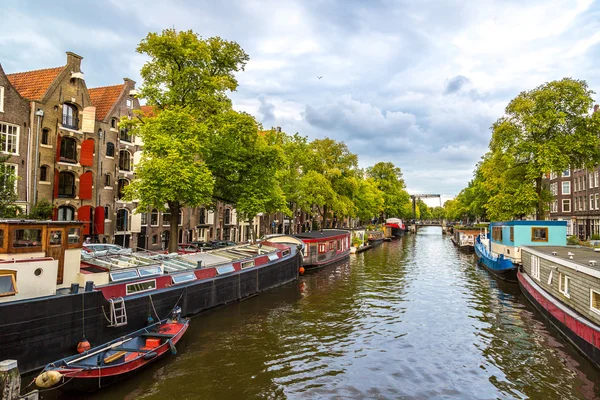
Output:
top-left (43, 228), bottom-right (600, 399)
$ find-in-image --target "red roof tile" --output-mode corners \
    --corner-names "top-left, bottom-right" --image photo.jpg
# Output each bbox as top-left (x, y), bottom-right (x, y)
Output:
top-left (88, 84), bottom-right (125, 121)
top-left (139, 105), bottom-right (156, 117)
top-left (6, 67), bottom-right (64, 100)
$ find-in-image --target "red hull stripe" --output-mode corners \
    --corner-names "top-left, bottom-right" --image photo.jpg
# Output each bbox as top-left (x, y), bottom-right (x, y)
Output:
top-left (518, 271), bottom-right (600, 349)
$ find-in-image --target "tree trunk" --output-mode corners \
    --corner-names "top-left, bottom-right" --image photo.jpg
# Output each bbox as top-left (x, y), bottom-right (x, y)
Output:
top-left (535, 176), bottom-right (545, 220)
top-left (322, 205), bottom-right (328, 229)
top-left (291, 204), bottom-right (297, 234)
top-left (168, 201), bottom-right (180, 254)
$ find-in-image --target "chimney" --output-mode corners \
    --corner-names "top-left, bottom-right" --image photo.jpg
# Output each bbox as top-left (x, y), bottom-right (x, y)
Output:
top-left (276, 126), bottom-right (281, 133)
top-left (594, 104), bottom-right (599, 113)
top-left (66, 51), bottom-right (83, 70)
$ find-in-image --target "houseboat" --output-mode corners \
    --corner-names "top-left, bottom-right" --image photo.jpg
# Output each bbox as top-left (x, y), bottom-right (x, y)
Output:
top-left (475, 221), bottom-right (566, 282)
top-left (451, 228), bottom-right (479, 253)
top-left (264, 229), bottom-right (351, 268)
top-left (520, 245), bottom-right (600, 368)
top-left (367, 230), bottom-right (385, 244)
top-left (384, 218), bottom-right (405, 238)
top-left (0, 220), bottom-right (301, 373)
top-left (348, 227), bottom-right (366, 254)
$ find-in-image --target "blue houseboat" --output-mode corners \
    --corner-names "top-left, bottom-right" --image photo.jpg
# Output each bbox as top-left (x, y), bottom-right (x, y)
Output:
top-left (475, 221), bottom-right (567, 282)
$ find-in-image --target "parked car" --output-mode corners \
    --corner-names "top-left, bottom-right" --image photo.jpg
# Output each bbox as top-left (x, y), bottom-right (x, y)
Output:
top-left (177, 244), bottom-right (202, 254)
top-left (209, 240), bottom-right (237, 249)
top-left (190, 241), bottom-right (215, 251)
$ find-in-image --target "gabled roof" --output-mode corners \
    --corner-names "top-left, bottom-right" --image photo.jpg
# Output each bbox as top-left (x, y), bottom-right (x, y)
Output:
top-left (88, 84), bottom-right (126, 121)
top-left (6, 66), bottom-right (64, 100)
top-left (139, 105), bottom-right (156, 117)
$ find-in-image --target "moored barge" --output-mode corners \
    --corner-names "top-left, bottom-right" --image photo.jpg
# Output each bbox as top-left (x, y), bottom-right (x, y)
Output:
top-left (519, 245), bottom-right (600, 368)
top-left (475, 221), bottom-right (566, 282)
top-left (451, 228), bottom-right (479, 253)
top-left (264, 229), bottom-right (351, 268)
top-left (0, 220), bottom-right (301, 373)
top-left (384, 218), bottom-right (405, 238)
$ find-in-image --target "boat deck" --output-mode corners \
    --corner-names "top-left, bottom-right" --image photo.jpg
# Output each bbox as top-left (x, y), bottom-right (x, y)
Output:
top-left (524, 246), bottom-right (600, 271)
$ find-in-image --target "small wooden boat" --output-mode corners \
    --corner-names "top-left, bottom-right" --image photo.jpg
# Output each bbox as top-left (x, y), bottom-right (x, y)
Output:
top-left (35, 308), bottom-right (189, 392)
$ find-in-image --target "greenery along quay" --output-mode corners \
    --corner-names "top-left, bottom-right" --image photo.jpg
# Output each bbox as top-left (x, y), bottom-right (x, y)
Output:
top-left (0, 29), bottom-right (440, 253)
top-left (444, 78), bottom-right (600, 223)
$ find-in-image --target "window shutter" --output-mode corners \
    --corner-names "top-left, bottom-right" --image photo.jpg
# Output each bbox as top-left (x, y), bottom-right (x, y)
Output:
top-left (80, 139), bottom-right (94, 166)
top-left (78, 205), bottom-right (92, 235)
top-left (81, 106), bottom-right (96, 133)
top-left (79, 171), bottom-right (93, 200)
top-left (53, 169), bottom-right (59, 198)
top-left (94, 206), bottom-right (105, 234)
top-left (56, 134), bottom-right (61, 162)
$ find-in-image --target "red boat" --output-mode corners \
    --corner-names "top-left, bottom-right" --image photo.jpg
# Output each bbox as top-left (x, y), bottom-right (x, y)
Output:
top-left (385, 218), bottom-right (406, 238)
top-left (35, 308), bottom-right (189, 392)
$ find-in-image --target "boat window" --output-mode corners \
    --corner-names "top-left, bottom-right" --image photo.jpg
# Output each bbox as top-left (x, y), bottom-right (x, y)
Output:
top-left (138, 266), bottom-right (163, 277)
top-left (509, 227), bottom-right (514, 242)
top-left (216, 265), bottom-right (235, 275)
top-left (268, 253), bottom-right (279, 261)
top-left (0, 270), bottom-right (17, 297)
top-left (559, 273), bottom-right (570, 298)
top-left (303, 246), bottom-right (308, 257)
top-left (531, 228), bottom-right (548, 242)
top-left (0, 229), bottom-right (3, 248)
top-left (590, 289), bottom-right (600, 316)
top-left (68, 228), bottom-right (81, 244)
top-left (241, 260), bottom-right (255, 269)
top-left (126, 279), bottom-right (157, 295)
top-left (329, 241), bottom-right (335, 250)
top-left (172, 272), bottom-right (196, 284)
top-left (282, 249), bottom-right (290, 257)
top-left (530, 256), bottom-right (540, 280)
top-left (318, 244), bottom-right (326, 253)
top-left (49, 230), bottom-right (62, 245)
top-left (12, 229), bottom-right (42, 248)
top-left (110, 270), bottom-right (140, 281)
top-left (492, 227), bottom-right (502, 241)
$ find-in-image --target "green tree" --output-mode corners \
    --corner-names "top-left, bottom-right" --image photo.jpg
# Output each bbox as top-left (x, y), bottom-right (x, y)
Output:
top-left (353, 176), bottom-right (385, 223)
top-left (489, 78), bottom-right (600, 219)
top-left (205, 111), bottom-right (288, 241)
top-left (366, 162), bottom-right (411, 220)
top-left (123, 108), bottom-right (214, 253)
top-left (28, 199), bottom-right (53, 220)
top-left (0, 155), bottom-right (17, 218)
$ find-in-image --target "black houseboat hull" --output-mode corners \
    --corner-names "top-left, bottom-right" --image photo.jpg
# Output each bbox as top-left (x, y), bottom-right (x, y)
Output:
top-left (1, 249), bottom-right (301, 373)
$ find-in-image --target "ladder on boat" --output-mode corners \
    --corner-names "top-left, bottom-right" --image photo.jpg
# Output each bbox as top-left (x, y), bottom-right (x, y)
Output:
top-left (108, 297), bottom-right (128, 327)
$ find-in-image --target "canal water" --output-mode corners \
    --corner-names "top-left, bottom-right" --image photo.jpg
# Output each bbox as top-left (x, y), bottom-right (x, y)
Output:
top-left (44, 227), bottom-right (600, 399)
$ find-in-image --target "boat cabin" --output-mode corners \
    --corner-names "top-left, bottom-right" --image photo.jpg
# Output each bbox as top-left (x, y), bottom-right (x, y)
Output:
top-left (0, 220), bottom-right (83, 302)
top-left (488, 221), bottom-right (567, 263)
top-left (266, 229), bottom-right (351, 267)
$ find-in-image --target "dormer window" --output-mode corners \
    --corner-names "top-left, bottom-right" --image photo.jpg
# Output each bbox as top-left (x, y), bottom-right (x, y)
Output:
top-left (111, 118), bottom-right (118, 129)
top-left (126, 99), bottom-right (133, 109)
top-left (62, 103), bottom-right (78, 129)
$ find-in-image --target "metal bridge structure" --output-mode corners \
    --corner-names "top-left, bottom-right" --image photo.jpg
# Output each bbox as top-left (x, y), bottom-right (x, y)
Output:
top-left (410, 194), bottom-right (441, 220)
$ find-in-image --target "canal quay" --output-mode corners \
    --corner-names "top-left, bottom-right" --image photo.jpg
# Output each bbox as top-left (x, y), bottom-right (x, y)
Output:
top-left (39, 227), bottom-right (600, 400)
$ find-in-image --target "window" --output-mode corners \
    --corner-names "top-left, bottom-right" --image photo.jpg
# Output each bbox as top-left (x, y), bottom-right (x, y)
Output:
top-left (59, 137), bottom-right (77, 163)
top-left (163, 212), bottom-right (171, 226)
top-left (510, 227), bottom-right (514, 242)
top-left (111, 118), bottom-right (118, 129)
top-left (120, 128), bottom-right (131, 142)
top-left (224, 209), bottom-right (231, 225)
top-left (590, 289), bottom-right (600, 316)
top-left (116, 209), bottom-right (129, 231)
top-left (104, 173), bottom-right (111, 187)
top-left (0, 86), bottom-right (4, 113)
top-left (530, 256), bottom-right (540, 280)
top-left (0, 122), bottom-right (18, 154)
top-left (150, 209), bottom-right (158, 226)
top-left (178, 211), bottom-right (182, 225)
top-left (0, 270), bottom-right (17, 297)
top-left (531, 227), bottom-right (548, 242)
top-left (152, 235), bottom-right (157, 244)
top-left (492, 226), bottom-right (503, 241)
top-left (199, 208), bottom-right (206, 224)
top-left (591, 173), bottom-right (594, 189)
top-left (140, 212), bottom-right (147, 225)
top-left (241, 260), bottom-right (255, 269)
top-left (104, 205), bottom-right (110, 221)
top-left (41, 128), bottom-right (49, 145)
top-left (106, 142), bottom-right (115, 157)
top-left (562, 169), bottom-right (570, 177)
top-left (596, 171), bottom-right (599, 188)
top-left (117, 178), bottom-right (128, 200)
top-left (0, 229), bottom-right (3, 247)
top-left (329, 241), bottom-right (335, 250)
top-left (126, 279), bottom-right (156, 295)
top-left (12, 229), bottom-right (42, 248)
top-left (559, 273), bottom-right (570, 298)
top-left (562, 199), bottom-right (571, 212)
top-left (550, 172), bottom-right (557, 180)
top-left (49, 230), bottom-right (62, 245)
top-left (596, 194), bottom-right (599, 210)
top-left (62, 103), bottom-right (78, 129)
top-left (126, 99), bottom-right (133, 109)
top-left (57, 205), bottom-right (75, 221)
top-left (562, 181), bottom-right (570, 195)
top-left (119, 150), bottom-right (131, 171)
top-left (58, 171), bottom-right (75, 198)
top-left (318, 243), bottom-right (326, 253)
top-left (40, 165), bottom-right (48, 182)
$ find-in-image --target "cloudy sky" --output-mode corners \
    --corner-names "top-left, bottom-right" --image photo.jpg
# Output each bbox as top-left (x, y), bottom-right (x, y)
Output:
top-left (2, 0), bottom-right (600, 204)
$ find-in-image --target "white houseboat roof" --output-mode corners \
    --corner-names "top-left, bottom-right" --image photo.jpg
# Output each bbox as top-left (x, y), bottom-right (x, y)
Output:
top-left (523, 246), bottom-right (600, 273)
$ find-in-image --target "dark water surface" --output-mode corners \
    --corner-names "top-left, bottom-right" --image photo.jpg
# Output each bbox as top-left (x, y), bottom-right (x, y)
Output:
top-left (45, 227), bottom-right (600, 399)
